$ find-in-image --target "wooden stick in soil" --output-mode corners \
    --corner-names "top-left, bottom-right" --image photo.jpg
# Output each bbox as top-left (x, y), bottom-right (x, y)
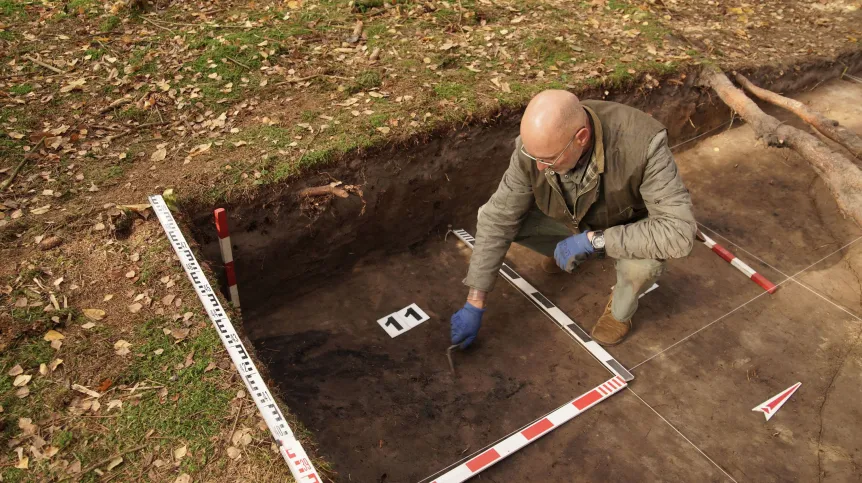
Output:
top-left (705, 69), bottom-right (862, 229)
top-left (735, 73), bottom-right (862, 161)
top-left (22, 55), bottom-right (64, 75)
top-left (1, 138), bottom-right (45, 191)
top-left (299, 184), bottom-right (350, 198)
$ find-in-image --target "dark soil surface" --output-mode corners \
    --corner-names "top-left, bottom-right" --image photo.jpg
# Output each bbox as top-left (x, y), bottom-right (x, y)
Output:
top-left (250, 239), bottom-right (610, 483)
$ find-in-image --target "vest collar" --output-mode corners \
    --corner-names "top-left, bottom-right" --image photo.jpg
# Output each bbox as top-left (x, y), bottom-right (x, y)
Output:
top-left (583, 105), bottom-right (605, 174)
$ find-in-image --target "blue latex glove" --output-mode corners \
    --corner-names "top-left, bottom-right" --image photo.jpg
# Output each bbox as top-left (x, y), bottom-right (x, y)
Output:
top-left (554, 232), bottom-right (595, 272)
top-left (450, 302), bottom-right (485, 349)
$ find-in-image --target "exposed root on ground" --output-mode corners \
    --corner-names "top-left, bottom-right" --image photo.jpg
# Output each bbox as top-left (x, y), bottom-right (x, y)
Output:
top-left (704, 69), bottom-right (862, 230)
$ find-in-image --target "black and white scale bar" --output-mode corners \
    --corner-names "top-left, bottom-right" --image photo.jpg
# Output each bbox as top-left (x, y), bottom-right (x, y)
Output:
top-left (149, 196), bottom-right (323, 482)
top-left (452, 229), bottom-right (634, 382)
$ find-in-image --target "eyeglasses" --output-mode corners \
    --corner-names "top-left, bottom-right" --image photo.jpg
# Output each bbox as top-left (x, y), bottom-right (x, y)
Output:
top-left (520, 132), bottom-right (577, 167)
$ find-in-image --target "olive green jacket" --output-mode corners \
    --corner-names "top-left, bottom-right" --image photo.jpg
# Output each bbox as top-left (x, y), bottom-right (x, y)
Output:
top-left (464, 100), bottom-right (697, 292)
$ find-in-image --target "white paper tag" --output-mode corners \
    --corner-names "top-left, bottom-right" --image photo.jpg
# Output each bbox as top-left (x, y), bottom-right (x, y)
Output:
top-left (376, 303), bottom-right (430, 338)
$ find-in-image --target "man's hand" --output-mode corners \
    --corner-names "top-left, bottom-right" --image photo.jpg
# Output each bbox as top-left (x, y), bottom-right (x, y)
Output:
top-left (450, 302), bottom-right (485, 349)
top-left (554, 232), bottom-right (595, 271)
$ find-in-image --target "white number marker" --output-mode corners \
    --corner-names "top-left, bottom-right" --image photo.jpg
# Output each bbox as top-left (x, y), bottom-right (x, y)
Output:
top-left (377, 303), bottom-right (430, 338)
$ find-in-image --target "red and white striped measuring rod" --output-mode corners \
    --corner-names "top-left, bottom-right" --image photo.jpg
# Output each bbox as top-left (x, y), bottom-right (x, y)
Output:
top-left (150, 195), bottom-right (321, 482)
top-left (697, 231), bottom-right (777, 294)
top-left (214, 208), bottom-right (240, 306)
top-left (430, 376), bottom-right (627, 483)
top-left (451, 229), bottom-right (634, 382)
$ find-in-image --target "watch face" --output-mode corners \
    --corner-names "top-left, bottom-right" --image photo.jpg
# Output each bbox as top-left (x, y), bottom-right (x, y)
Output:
top-left (593, 234), bottom-right (605, 249)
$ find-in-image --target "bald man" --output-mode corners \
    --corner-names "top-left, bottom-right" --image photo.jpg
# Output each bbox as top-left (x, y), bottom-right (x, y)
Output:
top-left (450, 90), bottom-right (696, 348)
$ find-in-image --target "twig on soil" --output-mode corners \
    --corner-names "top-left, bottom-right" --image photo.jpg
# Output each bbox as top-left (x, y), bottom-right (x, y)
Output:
top-left (99, 98), bottom-right (133, 114)
top-left (1, 137), bottom-right (45, 192)
top-left (22, 55), bottom-right (64, 75)
top-left (141, 17), bottom-right (176, 34)
top-left (225, 397), bottom-right (244, 445)
top-left (299, 184), bottom-right (350, 198)
top-left (225, 56), bottom-right (252, 70)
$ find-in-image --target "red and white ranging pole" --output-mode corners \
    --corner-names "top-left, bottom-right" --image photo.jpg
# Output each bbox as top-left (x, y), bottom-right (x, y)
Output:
top-left (214, 208), bottom-right (240, 307)
top-left (697, 230), bottom-right (777, 294)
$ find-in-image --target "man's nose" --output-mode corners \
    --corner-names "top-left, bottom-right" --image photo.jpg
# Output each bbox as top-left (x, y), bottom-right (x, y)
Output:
top-left (536, 162), bottom-right (548, 171)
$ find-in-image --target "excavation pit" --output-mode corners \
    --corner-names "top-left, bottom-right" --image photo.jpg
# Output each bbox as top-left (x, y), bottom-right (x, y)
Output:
top-left (184, 62), bottom-right (862, 482)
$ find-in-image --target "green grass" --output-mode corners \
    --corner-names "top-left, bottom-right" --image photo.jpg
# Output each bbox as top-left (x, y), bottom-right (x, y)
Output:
top-left (434, 81), bottom-right (468, 99)
top-left (109, 319), bottom-right (232, 445)
top-left (0, 0), bottom-right (26, 19)
top-left (525, 37), bottom-right (571, 67)
top-left (346, 69), bottom-right (382, 94)
top-left (84, 48), bottom-right (106, 60)
top-left (100, 15), bottom-right (120, 32)
top-left (9, 83), bottom-right (32, 95)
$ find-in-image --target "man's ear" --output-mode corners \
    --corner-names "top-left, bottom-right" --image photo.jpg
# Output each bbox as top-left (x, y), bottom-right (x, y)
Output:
top-left (575, 127), bottom-right (591, 147)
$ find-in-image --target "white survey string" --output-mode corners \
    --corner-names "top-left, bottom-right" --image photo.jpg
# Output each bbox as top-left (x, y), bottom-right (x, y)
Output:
top-left (149, 195), bottom-right (322, 482)
top-left (451, 229), bottom-right (634, 382)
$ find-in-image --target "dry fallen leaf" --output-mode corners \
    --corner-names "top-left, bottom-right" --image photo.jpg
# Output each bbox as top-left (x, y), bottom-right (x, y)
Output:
top-left (151, 148), bottom-right (167, 162)
top-left (226, 446), bottom-right (241, 460)
top-left (128, 303), bottom-right (142, 313)
top-left (83, 308), bottom-right (106, 321)
top-left (174, 445), bottom-right (188, 460)
top-left (8, 364), bottom-right (23, 376)
top-left (114, 340), bottom-right (132, 356)
top-left (15, 387), bottom-right (29, 398)
top-left (72, 384), bottom-right (102, 398)
top-left (60, 78), bottom-right (86, 93)
top-left (81, 322), bottom-right (96, 329)
top-left (125, 270), bottom-right (136, 279)
top-left (43, 330), bottom-right (65, 341)
top-left (31, 205), bottom-right (51, 215)
top-left (171, 328), bottom-right (190, 341)
top-left (174, 474), bottom-right (191, 483)
top-left (15, 447), bottom-right (28, 469)
top-left (103, 294), bottom-right (114, 301)
top-left (49, 358), bottom-right (63, 371)
top-left (13, 374), bottom-right (32, 387)
top-left (106, 456), bottom-right (123, 471)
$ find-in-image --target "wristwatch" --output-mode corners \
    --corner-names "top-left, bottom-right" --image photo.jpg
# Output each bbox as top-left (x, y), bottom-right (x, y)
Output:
top-left (591, 230), bottom-right (606, 258)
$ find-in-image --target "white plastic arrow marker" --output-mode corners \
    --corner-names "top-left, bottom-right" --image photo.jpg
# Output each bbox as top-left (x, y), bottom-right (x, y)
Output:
top-left (752, 382), bottom-right (801, 421)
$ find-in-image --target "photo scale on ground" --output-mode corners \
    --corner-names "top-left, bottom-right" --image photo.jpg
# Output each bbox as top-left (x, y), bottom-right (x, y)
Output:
top-left (247, 237), bottom-right (612, 482)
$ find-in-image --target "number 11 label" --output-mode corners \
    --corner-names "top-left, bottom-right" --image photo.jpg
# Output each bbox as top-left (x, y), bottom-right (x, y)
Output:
top-left (376, 303), bottom-right (431, 338)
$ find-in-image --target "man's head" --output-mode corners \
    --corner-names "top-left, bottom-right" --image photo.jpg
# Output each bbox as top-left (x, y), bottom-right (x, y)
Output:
top-left (520, 90), bottom-right (592, 172)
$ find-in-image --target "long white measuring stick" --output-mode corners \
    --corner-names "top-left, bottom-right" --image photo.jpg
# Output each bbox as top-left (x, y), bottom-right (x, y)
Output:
top-left (451, 229), bottom-right (633, 382)
top-left (428, 376), bottom-right (627, 482)
top-left (149, 195), bottom-right (322, 482)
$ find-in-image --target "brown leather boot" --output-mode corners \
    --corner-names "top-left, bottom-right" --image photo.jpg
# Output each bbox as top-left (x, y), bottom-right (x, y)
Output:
top-left (591, 296), bottom-right (631, 346)
top-left (541, 256), bottom-right (563, 274)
